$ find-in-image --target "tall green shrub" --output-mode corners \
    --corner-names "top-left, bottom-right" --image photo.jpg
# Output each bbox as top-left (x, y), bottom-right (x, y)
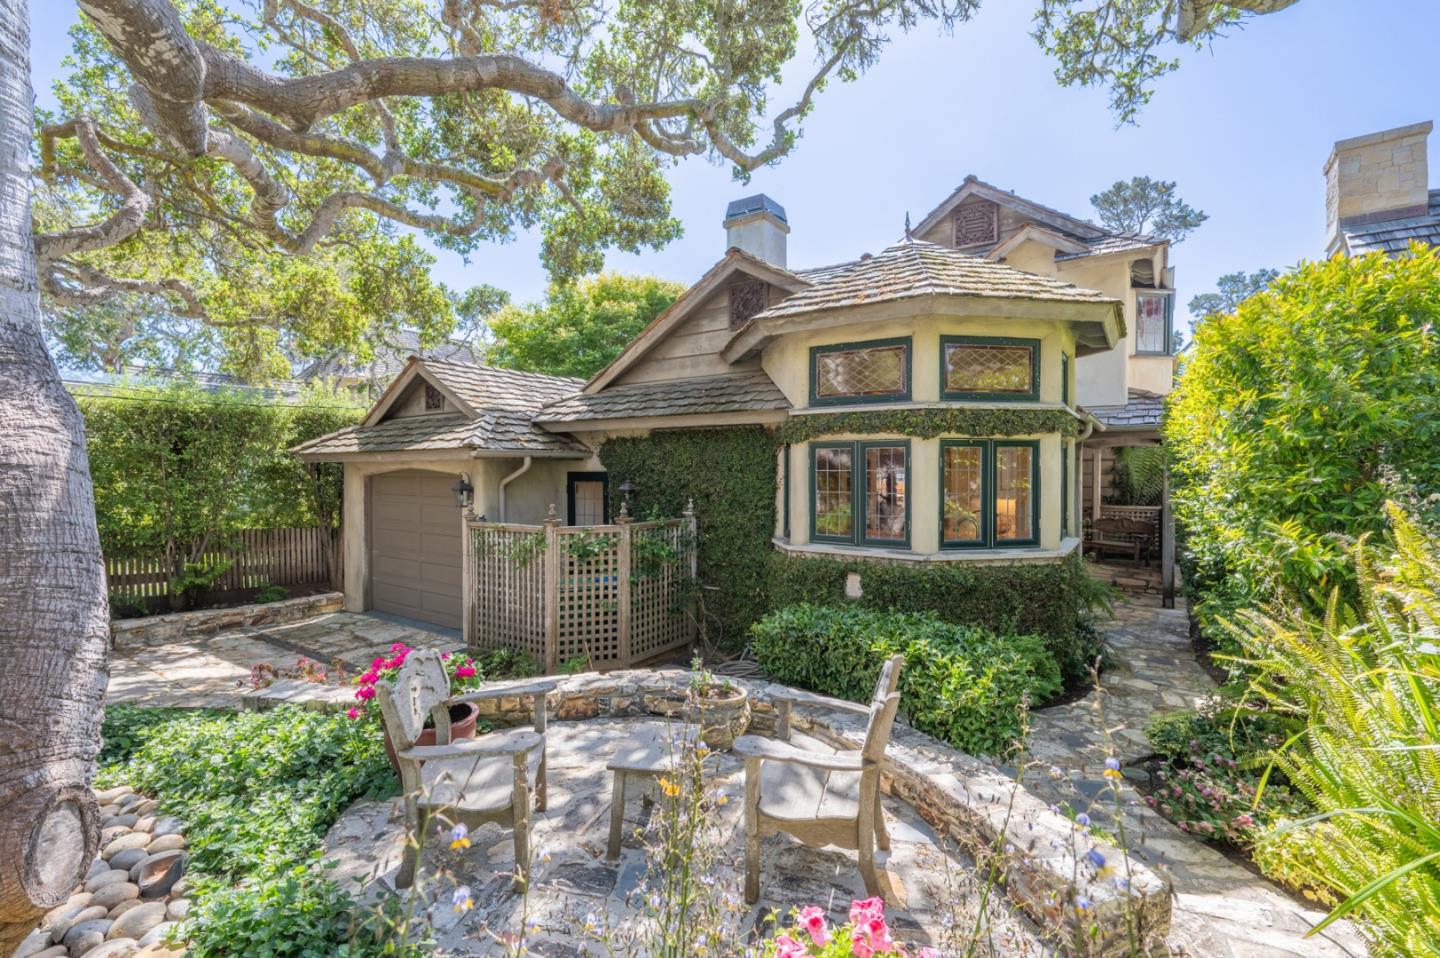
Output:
top-left (1166, 246), bottom-right (1440, 643)
top-left (599, 427), bottom-right (776, 647)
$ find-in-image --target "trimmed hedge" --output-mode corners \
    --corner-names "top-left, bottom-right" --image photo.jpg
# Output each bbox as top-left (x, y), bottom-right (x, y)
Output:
top-left (751, 604), bottom-right (1061, 755)
top-left (599, 427), bottom-right (777, 648)
top-left (766, 549), bottom-right (1101, 684)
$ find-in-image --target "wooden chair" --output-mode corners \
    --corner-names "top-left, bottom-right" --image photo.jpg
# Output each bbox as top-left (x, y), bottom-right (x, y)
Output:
top-left (734, 655), bottom-right (904, 904)
top-left (374, 649), bottom-right (558, 891)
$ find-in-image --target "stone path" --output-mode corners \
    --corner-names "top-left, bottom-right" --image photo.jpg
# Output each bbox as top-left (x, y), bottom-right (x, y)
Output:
top-left (322, 719), bottom-right (1051, 957)
top-left (107, 612), bottom-right (461, 709)
top-left (1021, 595), bottom-right (1369, 957)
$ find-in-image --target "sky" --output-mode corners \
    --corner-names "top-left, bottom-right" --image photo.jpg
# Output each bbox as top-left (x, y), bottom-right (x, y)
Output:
top-left (27, 0), bottom-right (1440, 334)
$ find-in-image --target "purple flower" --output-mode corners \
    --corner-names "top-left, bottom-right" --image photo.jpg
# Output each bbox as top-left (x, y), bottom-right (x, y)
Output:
top-left (1075, 812), bottom-right (1091, 828)
top-left (1085, 848), bottom-right (1106, 869)
top-left (1105, 757), bottom-right (1121, 771)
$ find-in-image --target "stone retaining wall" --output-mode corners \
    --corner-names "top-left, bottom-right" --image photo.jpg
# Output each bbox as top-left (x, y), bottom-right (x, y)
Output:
top-left (111, 592), bottom-right (343, 650)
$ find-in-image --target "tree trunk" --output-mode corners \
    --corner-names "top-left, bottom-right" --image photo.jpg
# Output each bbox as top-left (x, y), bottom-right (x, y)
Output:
top-left (0, 2), bottom-right (109, 950)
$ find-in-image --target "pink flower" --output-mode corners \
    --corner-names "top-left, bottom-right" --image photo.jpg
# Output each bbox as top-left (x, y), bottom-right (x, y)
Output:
top-left (359, 669), bottom-right (379, 685)
top-left (441, 652), bottom-right (451, 661)
top-left (355, 685), bottom-right (376, 701)
top-left (862, 916), bottom-right (894, 952)
top-left (455, 665), bottom-right (477, 679)
top-left (391, 642), bottom-right (408, 652)
top-left (850, 930), bottom-right (874, 958)
top-left (371, 656), bottom-right (386, 669)
top-left (916, 950), bottom-right (940, 958)
top-left (773, 934), bottom-right (808, 958)
top-left (849, 897), bottom-right (885, 925)
top-left (346, 707), bottom-right (361, 719)
top-left (797, 905), bottom-right (830, 947)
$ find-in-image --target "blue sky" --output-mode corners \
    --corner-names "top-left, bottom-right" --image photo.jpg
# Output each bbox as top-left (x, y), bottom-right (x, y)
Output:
top-left (28, 0), bottom-right (1440, 332)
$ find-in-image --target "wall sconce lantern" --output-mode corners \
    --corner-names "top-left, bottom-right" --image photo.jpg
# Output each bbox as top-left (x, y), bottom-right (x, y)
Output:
top-left (618, 477), bottom-right (637, 510)
top-left (452, 474), bottom-right (475, 510)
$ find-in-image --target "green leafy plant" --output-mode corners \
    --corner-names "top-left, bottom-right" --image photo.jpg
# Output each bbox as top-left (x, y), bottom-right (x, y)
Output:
top-left (776, 407), bottom-right (1077, 445)
top-left (1224, 506), bottom-right (1440, 954)
top-left (1111, 446), bottom-right (1166, 507)
top-left (254, 583), bottom-right (288, 603)
top-left (751, 604), bottom-right (1060, 755)
top-left (172, 558), bottom-right (233, 608)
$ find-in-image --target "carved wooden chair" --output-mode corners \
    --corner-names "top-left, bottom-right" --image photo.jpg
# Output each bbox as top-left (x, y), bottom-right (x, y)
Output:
top-left (374, 648), bottom-right (557, 890)
top-left (734, 655), bottom-right (904, 903)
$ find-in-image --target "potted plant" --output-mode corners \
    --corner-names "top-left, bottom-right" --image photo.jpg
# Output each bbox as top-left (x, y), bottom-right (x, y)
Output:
top-left (684, 656), bottom-right (750, 751)
top-left (349, 643), bottom-right (485, 777)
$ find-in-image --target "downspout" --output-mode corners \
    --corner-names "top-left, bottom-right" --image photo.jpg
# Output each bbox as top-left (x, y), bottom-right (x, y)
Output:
top-left (498, 456), bottom-right (533, 522)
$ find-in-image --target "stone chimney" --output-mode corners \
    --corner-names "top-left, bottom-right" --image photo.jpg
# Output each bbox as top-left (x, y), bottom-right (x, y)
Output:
top-left (723, 194), bottom-right (788, 267)
top-left (1325, 120), bottom-right (1431, 256)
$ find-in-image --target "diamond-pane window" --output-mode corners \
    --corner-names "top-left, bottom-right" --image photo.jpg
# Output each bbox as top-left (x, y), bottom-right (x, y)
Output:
top-left (995, 444), bottom-right (1035, 542)
top-left (941, 337), bottom-right (1038, 401)
top-left (942, 444), bottom-right (984, 544)
top-left (864, 445), bottom-right (907, 542)
top-left (811, 441), bottom-right (909, 547)
top-left (812, 339), bottom-right (910, 404)
top-left (813, 445), bottom-right (854, 539)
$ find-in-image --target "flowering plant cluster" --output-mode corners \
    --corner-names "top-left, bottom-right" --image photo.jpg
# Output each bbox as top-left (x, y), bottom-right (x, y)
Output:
top-left (346, 643), bottom-right (484, 719)
top-left (762, 898), bottom-right (939, 958)
top-left (1145, 745), bottom-right (1304, 844)
top-left (248, 655), bottom-right (344, 690)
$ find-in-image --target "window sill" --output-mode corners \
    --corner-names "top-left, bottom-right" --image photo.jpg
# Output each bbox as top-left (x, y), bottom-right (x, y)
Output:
top-left (773, 537), bottom-right (1080, 564)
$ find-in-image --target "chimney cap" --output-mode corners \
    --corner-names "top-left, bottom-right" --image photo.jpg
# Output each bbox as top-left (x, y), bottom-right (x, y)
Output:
top-left (725, 194), bottom-right (787, 224)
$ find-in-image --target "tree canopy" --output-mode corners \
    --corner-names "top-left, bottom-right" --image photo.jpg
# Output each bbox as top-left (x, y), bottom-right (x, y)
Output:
top-left (1090, 175), bottom-right (1207, 242)
top-left (1187, 267), bottom-right (1281, 319)
top-left (487, 274), bottom-right (683, 379)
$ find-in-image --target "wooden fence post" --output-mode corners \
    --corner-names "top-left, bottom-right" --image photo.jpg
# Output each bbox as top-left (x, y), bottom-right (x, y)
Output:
top-left (461, 510), bottom-right (476, 649)
top-left (1161, 466), bottom-right (1176, 609)
top-left (684, 498), bottom-right (698, 643)
top-left (616, 501), bottom-right (633, 667)
top-left (543, 505), bottom-right (562, 673)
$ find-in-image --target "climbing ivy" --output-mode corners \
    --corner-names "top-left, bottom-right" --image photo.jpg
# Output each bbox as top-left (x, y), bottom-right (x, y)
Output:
top-left (777, 407), bottom-right (1078, 444)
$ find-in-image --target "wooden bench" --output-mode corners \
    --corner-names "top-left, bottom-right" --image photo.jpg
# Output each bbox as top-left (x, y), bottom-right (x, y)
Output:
top-left (1085, 516), bottom-right (1156, 563)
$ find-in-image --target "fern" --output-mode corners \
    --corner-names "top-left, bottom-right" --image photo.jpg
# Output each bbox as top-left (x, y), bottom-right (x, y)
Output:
top-left (1226, 504), bottom-right (1440, 955)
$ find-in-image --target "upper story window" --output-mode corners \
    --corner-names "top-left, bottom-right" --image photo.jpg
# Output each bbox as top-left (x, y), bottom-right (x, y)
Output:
top-left (1135, 291), bottom-right (1174, 355)
top-left (810, 338), bottom-right (911, 405)
top-left (941, 336), bottom-right (1040, 402)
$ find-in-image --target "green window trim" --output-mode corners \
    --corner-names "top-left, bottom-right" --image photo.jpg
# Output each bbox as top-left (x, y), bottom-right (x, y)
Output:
top-left (1061, 352), bottom-right (1071, 407)
top-left (1060, 439), bottom-right (1069, 537)
top-left (809, 439), bottom-right (911, 549)
top-left (940, 335), bottom-right (1041, 403)
top-left (809, 336), bottom-right (913, 406)
top-left (782, 443), bottom-right (791, 540)
top-left (1134, 290), bottom-right (1175, 357)
top-left (939, 438), bottom-right (1041, 550)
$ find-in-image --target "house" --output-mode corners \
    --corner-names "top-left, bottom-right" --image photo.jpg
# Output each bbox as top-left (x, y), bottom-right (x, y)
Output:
top-left (1324, 120), bottom-right (1439, 257)
top-left (296, 182), bottom-right (1178, 631)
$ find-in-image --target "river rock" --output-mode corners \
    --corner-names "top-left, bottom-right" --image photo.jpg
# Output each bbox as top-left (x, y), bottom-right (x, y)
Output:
top-left (84, 870), bottom-right (130, 893)
top-left (11, 927), bottom-right (52, 958)
top-left (86, 859), bottom-right (110, 880)
top-left (78, 940), bottom-right (138, 958)
top-left (163, 899), bottom-right (188, 922)
top-left (109, 902), bottom-right (166, 941)
top-left (107, 900), bottom-right (142, 920)
top-left (131, 800), bottom-right (159, 816)
top-left (132, 851), bottom-right (184, 899)
top-left (42, 894), bottom-right (94, 929)
top-left (102, 833), bottom-right (149, 860)
top-left (62, 918), bottom-right (111, 955)
top-left (97, 806), bottom-right (121, 820)
top-left (99, 827), bottom-right (129, 846)
top-left (136, 922), bottom-right (178, 949)
top-left (90, 882), bottom-right (139, 911)
top-left (102, 814), bottom-right (139, 830)
top-left (132, 816), bottom-right (156, 834)
top-left (25, 946), bottom-right (69, 958)
top-left (108, 848), bottom-right (149, 874)
top-left (148, 818), bottom-right (183, 838)
top-left (93, 786), bottom-right (133, 804)
top-left (144, 835), bottom-right (185, 854)
top-left (114, 793), bottom-right (142, 811)
top-left (132, 944), bottom-right (185, 958)
top-left (50, 906), bottom-right (108, 942)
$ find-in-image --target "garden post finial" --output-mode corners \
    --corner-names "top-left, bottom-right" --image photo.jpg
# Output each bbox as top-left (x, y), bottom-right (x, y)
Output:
top-left (684, 498), bottom-right (695, 518)
top-left (545, 503), bottom-right (560, 526)
top-left (617, 500), bottom-right (632, 522)
top-left (904, 212), bottom-right (912, 241)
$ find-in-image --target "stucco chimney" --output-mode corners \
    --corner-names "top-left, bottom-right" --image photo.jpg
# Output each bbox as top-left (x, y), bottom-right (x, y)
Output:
top-left (1325, 120), bottom-right (1432, 255)
top-left (724, 194), bottom-right (789, 267)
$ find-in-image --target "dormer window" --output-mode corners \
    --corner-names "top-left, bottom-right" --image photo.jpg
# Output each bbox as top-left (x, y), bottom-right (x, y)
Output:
top-left (424, 382), bottom-right (444, 410)
top-left (729, 279), bottom-right (768, 328)
top-left (953, 198), bottom-right (999, 247)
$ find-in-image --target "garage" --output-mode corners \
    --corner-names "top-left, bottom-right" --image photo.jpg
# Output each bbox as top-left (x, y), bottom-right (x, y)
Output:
top-left (369, 470), bottom-right (463, 629)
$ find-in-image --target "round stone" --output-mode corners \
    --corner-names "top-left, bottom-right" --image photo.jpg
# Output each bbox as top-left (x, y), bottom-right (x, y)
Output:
top-left (11, 927), bottom-right (52, 958)
top-left (42, 895), bottom-right (93, 930)
top-left (97, 805), bottom-right (122, 820)
top-left (50, 905), bottom-right (108, 943)
top-left (99, 826), bottom-right (129, 846)
top-left (86, 859), bottom-right (110, 880)
top-left (108, 848), bottom-right (149, 874)
top-left (144, 834), bottom-right (185, 854)
top-left (90, 882), bottom-right (140, 911)
top-left (25, 946), bottom-right (69, 958)
top-left (93, 786), bottom-right (133, 805)
top-left (109, 902), bottom-right (166, 941)
top-left (148, 818), bottom-right (183, 838)
top-left (133, 944), bottom-right (185, 958)
top-left (132, 817), bottom-right (156, 834)
top-left (114, 793), bottom-right (142, 810)
top-left (78, 940), bottom-right (138, 958)
top-left (167, 878), bottom-right (188, 898)
top-left (163, 899), bottom-right (188, 921)
top-left (84, 870), bottom-right (130, 893)
top-left (61, 918), bottom-right (111, 954)
top-left (102, 814), bottom-right (139, 830)
top-left (102, 833), bottom-right (150, 859)
top-left (136, 923), bottom-right (178, 949)
top-left (131, 800), bottom-right (159, 816)
top-left (108, 899), bottom-right (143, 918)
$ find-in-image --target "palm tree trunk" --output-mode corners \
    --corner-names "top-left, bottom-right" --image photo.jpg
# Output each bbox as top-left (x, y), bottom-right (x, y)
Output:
top-left (0, 2), bottom-right (109, 949)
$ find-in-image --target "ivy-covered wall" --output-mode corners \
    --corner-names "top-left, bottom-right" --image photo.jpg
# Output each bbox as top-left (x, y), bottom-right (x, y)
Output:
top-left (766, 550), bottom-right (1096, 682)
top-left (599, 427), bottom-right (777, 648)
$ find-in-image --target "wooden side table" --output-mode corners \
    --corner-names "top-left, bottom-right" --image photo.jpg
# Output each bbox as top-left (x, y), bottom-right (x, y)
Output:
top-left (605, 730), bottom-right (695, 859)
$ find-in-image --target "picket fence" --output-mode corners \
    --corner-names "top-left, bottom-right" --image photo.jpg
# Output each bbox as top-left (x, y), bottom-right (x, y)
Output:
top-left (106, 525), bottom-right (337, 601)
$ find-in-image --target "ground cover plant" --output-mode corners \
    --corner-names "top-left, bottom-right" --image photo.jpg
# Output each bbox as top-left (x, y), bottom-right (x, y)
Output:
top-left (750, 604), bottom-right (1061, 756)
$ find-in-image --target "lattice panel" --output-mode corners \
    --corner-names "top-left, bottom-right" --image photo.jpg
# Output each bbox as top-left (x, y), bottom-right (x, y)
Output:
top-left (629, 523), bottom-right (696, 662)
top-left (814, 345), bottom-right (907, 399)
top-left (944, 343), bottom-right (1033, 394)
top-left (471, 526), bottom-right (547, 664)
top-left (729, 280), bottom-right (768, 328)
top-left (554, 529), bottom-right (621, 667)
top-left (953, 199), bottom-right (998, 247)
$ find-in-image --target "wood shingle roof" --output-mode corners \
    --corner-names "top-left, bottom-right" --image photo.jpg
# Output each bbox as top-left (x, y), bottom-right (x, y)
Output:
top-left (536, 371), bottom-right (789, 424)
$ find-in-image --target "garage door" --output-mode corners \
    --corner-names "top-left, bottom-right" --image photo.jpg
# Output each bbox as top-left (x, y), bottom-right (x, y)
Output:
top-left (370, 471), bottom-right (463, 629)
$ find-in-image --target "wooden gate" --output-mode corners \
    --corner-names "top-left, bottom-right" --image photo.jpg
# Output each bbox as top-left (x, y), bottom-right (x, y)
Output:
top-left (465, 503), bottom-right (698, 671)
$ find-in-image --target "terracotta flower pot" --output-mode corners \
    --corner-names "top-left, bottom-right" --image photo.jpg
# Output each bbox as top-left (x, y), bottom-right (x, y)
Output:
top-left (382, 701), bottom-right (481, 780)
top-left (684, 687), bottom-right (751, 751)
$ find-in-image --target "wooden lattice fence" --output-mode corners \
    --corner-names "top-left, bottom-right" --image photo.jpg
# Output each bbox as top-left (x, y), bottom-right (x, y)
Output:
top-left (465, 505), bottom-right (697, 671)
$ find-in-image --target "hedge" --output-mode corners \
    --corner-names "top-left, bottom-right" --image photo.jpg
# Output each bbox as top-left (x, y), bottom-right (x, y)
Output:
top-left (766, 549), bottom-right (1102, 684)
top-left (750, 604), bottom-right (1061, 755)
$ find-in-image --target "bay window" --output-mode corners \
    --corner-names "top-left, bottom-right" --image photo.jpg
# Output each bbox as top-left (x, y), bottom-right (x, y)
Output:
top-left (812, 441), bottom-right (909, 548)
top-left (941, 336), bottom-right (1040, 402)
top-left (810, 338), bottom-right (911, 405)
top-left (940, 440), bottom-right (1039, 548)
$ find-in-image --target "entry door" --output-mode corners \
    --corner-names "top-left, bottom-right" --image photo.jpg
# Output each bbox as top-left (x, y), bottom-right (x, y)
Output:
top-left (567, 472), bottom-right (609, 526)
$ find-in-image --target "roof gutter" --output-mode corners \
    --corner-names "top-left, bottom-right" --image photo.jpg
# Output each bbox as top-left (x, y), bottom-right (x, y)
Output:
top-left (498, 456), bottom-right (533, 522)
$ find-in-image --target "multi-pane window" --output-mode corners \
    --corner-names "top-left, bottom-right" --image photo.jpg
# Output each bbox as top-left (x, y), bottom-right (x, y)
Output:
top-left (810, 338), bottom-right (911, 405)
top-left (1061, 353), bottom-right (1071, 407)
top-left (941, 440), bottom-right (1040, 548)
top-left (941, 336), bottom-right (1039, 401)
top-left (1135, 292), bottom-right (1174, 354)
top-left (812, 441), bottom-right (908, 547)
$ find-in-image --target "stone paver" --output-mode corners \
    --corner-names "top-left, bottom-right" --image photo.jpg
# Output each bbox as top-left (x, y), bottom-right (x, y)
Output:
top-left (106, 612), bottom-right (462, 708)
top-left (1022, 595), bottom-right (1370, 958)
top-left (322, 719), bottom-right (1052, 957)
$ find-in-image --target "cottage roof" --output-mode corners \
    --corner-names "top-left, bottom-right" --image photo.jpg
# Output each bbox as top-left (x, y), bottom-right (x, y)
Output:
top-left (913, 175), bottom-right (1111, 244)
top-left (421, 359), bottom-right (584, 413)
top-left (1084, 388), bottom-right (1165, 430)
top-left (1338, 190), bottom-right (1440, 255)
top-left (536, 371), bottom-right (789, 425)
top-left (750, 240), bottom-right (1118, 322)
